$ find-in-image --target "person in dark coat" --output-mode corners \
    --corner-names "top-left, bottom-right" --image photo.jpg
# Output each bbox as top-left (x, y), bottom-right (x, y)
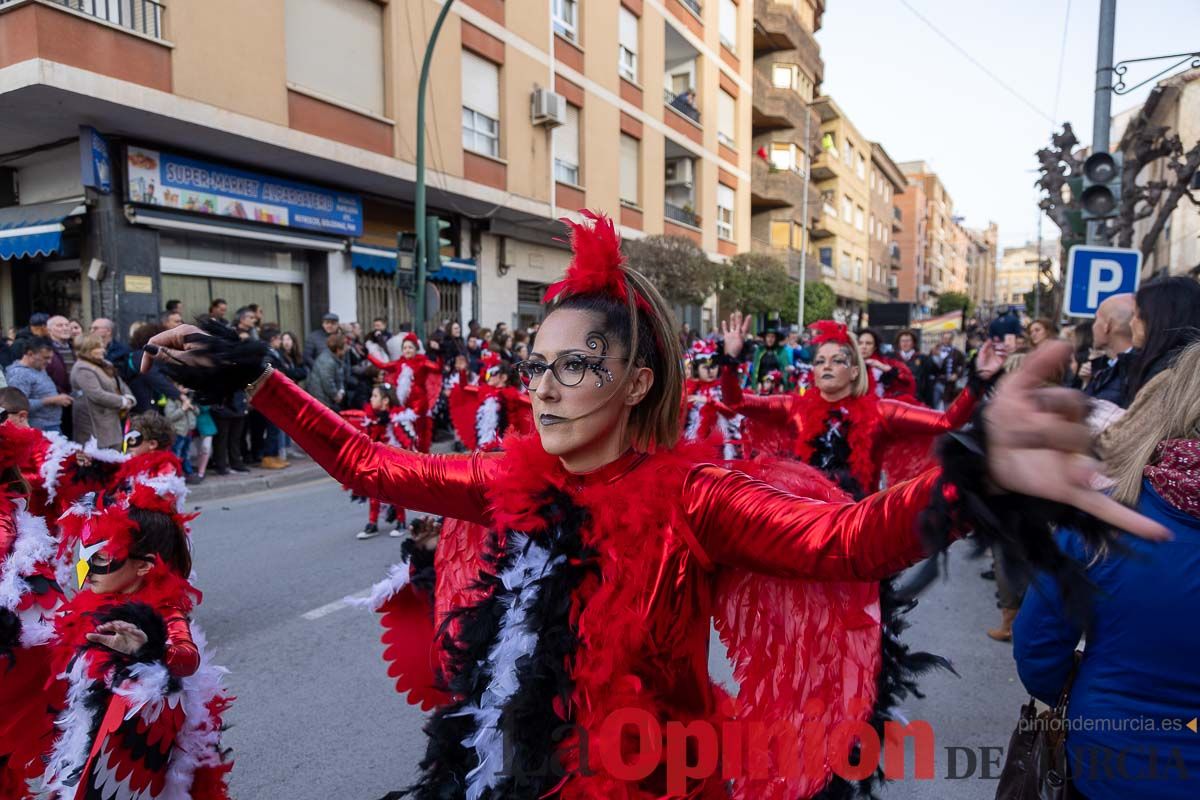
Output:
top-left (1123, 277), bottom-right (1200, 406)
top-left (1080, 294), bottom-right (1136, 407)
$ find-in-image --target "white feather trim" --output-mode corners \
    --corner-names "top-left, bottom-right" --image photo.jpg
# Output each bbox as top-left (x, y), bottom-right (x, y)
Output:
top-left (476, 396), bottom-right (501, 449)
top-left (683, 404), bottom-right (702, 441)
top-left (449, 531), bottom-right (565, 800)
top-left (135, 472), bottom-right (190, 513)
top-left (0, 501), bottom-right (55, 610)
top-left (161, 623), bottom-right (231, 800)
top-left (350, 560), bottom-right (412, 611)
top-left (717, 413), bottom-right (744, 461)
top-left (82, 437), bottom-right (129, 464)
top-left (394, 363), bottom-right (415, 407)
top-left (38, 431), bottom-right (80, 504)
top-left (391, 407), bottom-right (419, 445)
top-left (44, 656), bottom-right (98, 797)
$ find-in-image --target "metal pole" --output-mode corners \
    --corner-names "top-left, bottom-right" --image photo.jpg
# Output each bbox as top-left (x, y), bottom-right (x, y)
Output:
top-left (1088, 0), bottom-right (1117, 245)
top-left (409, 0), bottom-right (456, 337)
top-left (1034, 211), bottom-right (1043, 319)
top-left (796, 103), bottom-right (813, 327)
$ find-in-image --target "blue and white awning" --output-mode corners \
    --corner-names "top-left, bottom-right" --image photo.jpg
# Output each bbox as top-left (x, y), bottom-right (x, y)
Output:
top-left (0, 201), bottom-right (85, 261)
top-left (350, 244), bottom-right (476, 283)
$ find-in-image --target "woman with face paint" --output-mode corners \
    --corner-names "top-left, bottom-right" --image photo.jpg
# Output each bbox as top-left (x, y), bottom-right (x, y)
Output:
top-left (720, 316), bottom-right (1001, 499)
top-left (143, 211), bottom-right (1167, 799)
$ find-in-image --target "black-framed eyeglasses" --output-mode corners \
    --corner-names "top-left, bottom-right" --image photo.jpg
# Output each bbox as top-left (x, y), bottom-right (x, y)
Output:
top-left (515, 354), bottom-right (623, 389)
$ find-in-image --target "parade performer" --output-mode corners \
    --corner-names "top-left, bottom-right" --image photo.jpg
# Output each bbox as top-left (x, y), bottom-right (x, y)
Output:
top-left (448, 351), bottom-right (533, 452)
top-left (144, 210), bottom-right (1164, 800)
top-left (721, 315), bottom-right (997, 497)
top-left (856, 328), bottom-right (919, 403)
top-left (0, 410), bottom-right (69, 799)
top-left (682, 340), bottom-right (744, 460)
top-left (34, 485), bottom-right (233, 800)
top-left (341, 383), bottom-right (417, 540)
top-left (367, 333), bottom-right (442, 452)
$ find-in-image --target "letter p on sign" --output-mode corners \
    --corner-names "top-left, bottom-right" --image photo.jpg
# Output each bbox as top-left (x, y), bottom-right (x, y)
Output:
top-left (1065, 246), bottom-right (1142, 318)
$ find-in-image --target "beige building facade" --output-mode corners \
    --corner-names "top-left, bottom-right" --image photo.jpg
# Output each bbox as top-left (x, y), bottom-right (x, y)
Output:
top-left (0, 0), bottom-right (754, 338)
top-left (867, 142), bottom-right (905, 302)
top-left (896, 161), bottom-right (969, 311)
top-left (996, 239), bottom-right (1060, 309)
top-left (964, 223), bottom-right (999, 313)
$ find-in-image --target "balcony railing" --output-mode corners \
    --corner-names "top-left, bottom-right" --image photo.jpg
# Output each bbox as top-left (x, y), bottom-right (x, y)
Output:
top-left (665, 202), bottom-right (700, 228)
top-left (679, 0), bottom-right (702, 16)
top-left (664, 89), bottom-right (701, 123)
top-left (5, 0), bottom-right (167, 38)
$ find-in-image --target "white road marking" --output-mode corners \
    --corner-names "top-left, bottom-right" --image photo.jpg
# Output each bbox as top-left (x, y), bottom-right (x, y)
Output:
top-left (301, 588), bottom-right (372, 620)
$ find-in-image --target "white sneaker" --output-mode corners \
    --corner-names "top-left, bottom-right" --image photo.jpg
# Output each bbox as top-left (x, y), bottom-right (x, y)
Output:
top-left (357, 523), bottom-right (381, 540)
top-left (388, 525), bottom-right (409, 539)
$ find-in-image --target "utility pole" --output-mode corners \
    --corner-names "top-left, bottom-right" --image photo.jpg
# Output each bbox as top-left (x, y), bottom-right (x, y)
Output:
top-left (409, 0), bottom-right (456, 337)
top-left (1088, 0), bottom-right (1117, 245)
top-left (796, 102), bottom-right (813, 328)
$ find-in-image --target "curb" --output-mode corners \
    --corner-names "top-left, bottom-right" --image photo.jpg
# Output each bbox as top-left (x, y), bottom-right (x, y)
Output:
top-left (187, 461), bottom-right (330, 504)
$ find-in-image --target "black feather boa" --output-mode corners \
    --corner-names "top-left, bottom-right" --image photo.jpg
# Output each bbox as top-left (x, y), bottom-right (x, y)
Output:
top-left (399, 490), bottom-right (600, 799)
top-left (156, 320), bottom-right (269, 405)
top-left (900, 407), bottom-right (1119, 625)
top-left (0, 606), bottom-right (20, 666)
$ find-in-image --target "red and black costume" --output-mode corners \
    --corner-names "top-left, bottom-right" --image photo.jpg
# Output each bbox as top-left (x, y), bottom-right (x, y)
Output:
top-left (723, 321), bottom-right (980, 498)
top-left (448, 352), bottom-right (533, 452)
top-left (340, 402), bottom-right (417, 529)
top-left (367, 333), bottom-right (442, 452)
top-left (866, 354), bottom-right (919, 404)
top-left (682, 341), bottom-right (744, 461)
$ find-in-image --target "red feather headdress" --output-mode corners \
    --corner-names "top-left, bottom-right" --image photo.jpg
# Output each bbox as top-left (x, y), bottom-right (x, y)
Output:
top-left (479, 350), bottom-right (503, 379)
top-left (542, 210), bottom-right (650, 311)
top-left (0, 419), bottom-right (43, 472)
top-left (809, 320), bottom-right (853, 347)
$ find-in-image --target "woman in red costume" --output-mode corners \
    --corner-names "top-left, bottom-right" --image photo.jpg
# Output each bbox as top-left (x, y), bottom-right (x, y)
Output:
top-left (720, 314), bottom-right (999, 498)
top-left (857, 328), bottom-right (919, 403)
top-left (367, 332), bottom-right (442, 452)
top-left (448, 351), bottom-right (533, 452)
top-left (143, 210), bottom-right (1164, 800)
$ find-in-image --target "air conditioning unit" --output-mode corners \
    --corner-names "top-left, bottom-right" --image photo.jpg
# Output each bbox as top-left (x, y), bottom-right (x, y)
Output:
top-left (531, 88), bottom-right (566, 128)
top-left (665, 158), bottom-right (694, 187)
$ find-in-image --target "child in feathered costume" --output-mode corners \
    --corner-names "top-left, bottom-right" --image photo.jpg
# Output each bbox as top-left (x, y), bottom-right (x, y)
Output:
top-left (144, 209), bottom-right (1164, 800)
top-left (29, 481), bottom-right (234, 800)
top-left (681, 340), bottom-right (745, 461)
top-left (341, 382), bottom-right (417, 540)
top-left (366, 332), bottom-right (442, 453)
top-left (448, 351), bottom-right (533, 452)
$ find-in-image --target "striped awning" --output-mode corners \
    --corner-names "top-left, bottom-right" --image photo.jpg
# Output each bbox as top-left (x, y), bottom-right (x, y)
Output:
top-left (0, 200), bottom-right (85, 261)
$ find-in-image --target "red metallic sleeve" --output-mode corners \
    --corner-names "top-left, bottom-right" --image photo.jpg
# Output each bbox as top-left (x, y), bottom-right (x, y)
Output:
top-left (684, 465), bottom-right (938, 580)
top-left (163, 609), bottom-right (200, 678)
top-left (720, 365), bottom-right (795, 424)
top-left (250, 370), bottom-right (496, 524)
top-left (878, 386), bottom-right (978, 437)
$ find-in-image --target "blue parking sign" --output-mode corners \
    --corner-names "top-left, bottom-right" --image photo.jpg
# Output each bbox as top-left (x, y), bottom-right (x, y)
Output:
top-left (1064, 245), bottom-right (1142, 318)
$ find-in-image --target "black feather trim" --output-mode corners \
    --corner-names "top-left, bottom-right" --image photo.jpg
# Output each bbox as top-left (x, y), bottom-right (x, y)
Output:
top-left (400, 538), bottom-right (436, 597)
top-left (806, 408), bottom-right (865, 500)
top-left (899, 409), bottom-right (1119, 626)
top-left (400, 490), bottom-right (599, 799)
top-left (156, 320), bottom-right (269, 405)
top-left (0, 606), bottom-right (21, 667)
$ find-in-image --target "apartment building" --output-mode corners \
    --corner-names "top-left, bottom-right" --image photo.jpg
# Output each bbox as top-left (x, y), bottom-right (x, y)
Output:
top-left (964, 223), bottom-right (999, 313)
top-left (0, 0), bottom-right (754, 339)
top-left (896, 161), bottom-right (966, 313)
top-left (748, 0), bottom-right (824, 282)
top-left (867, 142), bottom-right (905, 302)
top-left (996, 239), bottom-right (1060, 309)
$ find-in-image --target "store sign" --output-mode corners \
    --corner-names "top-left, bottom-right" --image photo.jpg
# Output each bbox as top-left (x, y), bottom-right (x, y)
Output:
top-left (126, 145), bottom-right (363, 236)
top-left (80, 126), bottom-right (112, 194)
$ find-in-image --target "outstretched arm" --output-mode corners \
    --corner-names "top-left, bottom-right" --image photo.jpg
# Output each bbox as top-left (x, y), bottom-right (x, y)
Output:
top-left (251, 369), bottom-right (495, 524)
top-left (878, 385), bottom-right (979, 437)
top-left (720, 361), bottom-right (794, 424)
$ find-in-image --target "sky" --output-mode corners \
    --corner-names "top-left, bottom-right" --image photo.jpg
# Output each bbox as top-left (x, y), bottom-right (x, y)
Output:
top-left (815, 0), bottom-right (1200, 249)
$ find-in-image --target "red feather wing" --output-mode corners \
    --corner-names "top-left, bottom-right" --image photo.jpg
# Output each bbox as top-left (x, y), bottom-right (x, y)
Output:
top-left (0, 645), bottom-right (61, 797)
top-left (448, 384), bottom-right (481, 451)
top-left (378, 586), bottom-right (452, 711)
top-left (880, 434), bottom-right (937, 486)
top-left (83, 692), bottom-right (187, 800)
top-left (714, 457), bottom-right (882, 799)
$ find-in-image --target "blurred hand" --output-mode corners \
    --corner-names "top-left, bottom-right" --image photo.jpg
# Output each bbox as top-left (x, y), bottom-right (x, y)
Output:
top-left (984, 341), bottom-right (1169, 542)
top-left (86, 620), bottom-right (148, 655)
top-left (141, 324), bottom-right (210, 374)
top-left (720, 312), bottom-right (753, 359)
top-left (975, 340), bottom-right (1006, 380)
top-left (47, 394), bottom-right (72, 407)
top-left (865, 358), bottom-right (892, 372)
top-left (1077, 361), bottom-right (1093, 383)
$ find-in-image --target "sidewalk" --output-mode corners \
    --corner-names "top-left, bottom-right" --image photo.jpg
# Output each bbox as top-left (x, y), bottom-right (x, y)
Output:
top-left (185, 438), bottom-right (461, 504)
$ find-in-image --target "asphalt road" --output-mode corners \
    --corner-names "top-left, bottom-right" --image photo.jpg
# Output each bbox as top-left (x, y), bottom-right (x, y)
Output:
top-left (192, 475), bottom-right (1024, 799)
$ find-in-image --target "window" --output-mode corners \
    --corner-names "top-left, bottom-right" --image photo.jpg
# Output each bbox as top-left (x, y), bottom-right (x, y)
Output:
top-left (285, 0), bottom-right (385, 115)
top-left (553, 104), bottom-right (581, 184)
top-left (770, 143), bottom-right (796, 172)
top-left (842, 195), bottom-right (853, 223)
top-left (461, 51), bottom-right (500, 157)
top-left (619, 134), bottom-right (639, 205)
top-left (844, 141), bottom-right (854, 167)
top-left (856, 154), bottom-right (866, 180)
top-left (854, 258), bottom-right (863, 282)
top-left (553, 0), bottom-right (578, 41)
top-left (869, 259), bottom-right (875, 281)
top-left (717, 90), bottom-right (736, 148)
top-left (618, 7), bottom-right (638, 82)
top-left (716, 184), bottom-right (735, 240)
top-left (840, 251), bottom-right (851, 278)
top-left (869, 215), bottom-right (875, 236)
top-left (854, 205), bottom-right (864, 231)
top-left (772, 63), bottom-right (796, 89)
top-left (870, 170), bottom-right (876, 190)
top-left (819, 247), bottom-right (833, 273)
top-left (770, 221), bottom-right (791, 249)
top-left (719, 0), bottom-right (737, 50)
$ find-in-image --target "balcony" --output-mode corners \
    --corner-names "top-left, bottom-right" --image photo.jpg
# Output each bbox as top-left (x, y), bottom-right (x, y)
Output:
top-left (751, 70), bottom-right (819, 136)
top-left (680, 0), bottom-right (702, 15)
top-left (892, 205), bottom-right (903, 232)
top-left (664, 88), bottom-right (701, 123)
top-left (811, 210), bottom-right (835, 240)
top-left (3, 0), bottom-right (166, 38)
top-left (889, 242), bottom-right (902, 268)
top-left (752, 0), bottom-right (825, 86)
top-left (665, 202), bottom-right (700, 228)
top-left (751, 157), bottom-right (806, 211)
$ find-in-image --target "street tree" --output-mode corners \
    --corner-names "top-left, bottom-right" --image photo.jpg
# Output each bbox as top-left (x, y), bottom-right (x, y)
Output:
top-left (802, 281), bottom-right (836, 326)
top-left (935, 291), bottom-right (973, 317)
top-left (623, 235), bottom-right (719, 307)
top-left (717, 252), bottom-right (798, 324)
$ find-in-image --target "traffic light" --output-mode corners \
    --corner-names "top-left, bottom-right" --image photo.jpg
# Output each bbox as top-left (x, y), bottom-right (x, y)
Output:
top-left (1080, 151), bottom-right (1123, 220)
top-left (425, 215), bottom-right (453, 274)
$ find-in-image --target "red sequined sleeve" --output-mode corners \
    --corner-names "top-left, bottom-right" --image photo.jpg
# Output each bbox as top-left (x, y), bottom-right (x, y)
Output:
top-left (683, 465), bottom-right (939, 580)
top-left (163, 609), bottom-right (200, 678)
top-left (878, 385), bottom-right (978, 436)
top-left (250, 370), bottom-right (496, 524)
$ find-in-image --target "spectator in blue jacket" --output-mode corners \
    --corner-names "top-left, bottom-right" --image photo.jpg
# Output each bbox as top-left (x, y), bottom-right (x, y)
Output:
top-left (1013, 341), bottom-right (1200, 800)
top-left (3, 336), bottom-right (72, 433)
